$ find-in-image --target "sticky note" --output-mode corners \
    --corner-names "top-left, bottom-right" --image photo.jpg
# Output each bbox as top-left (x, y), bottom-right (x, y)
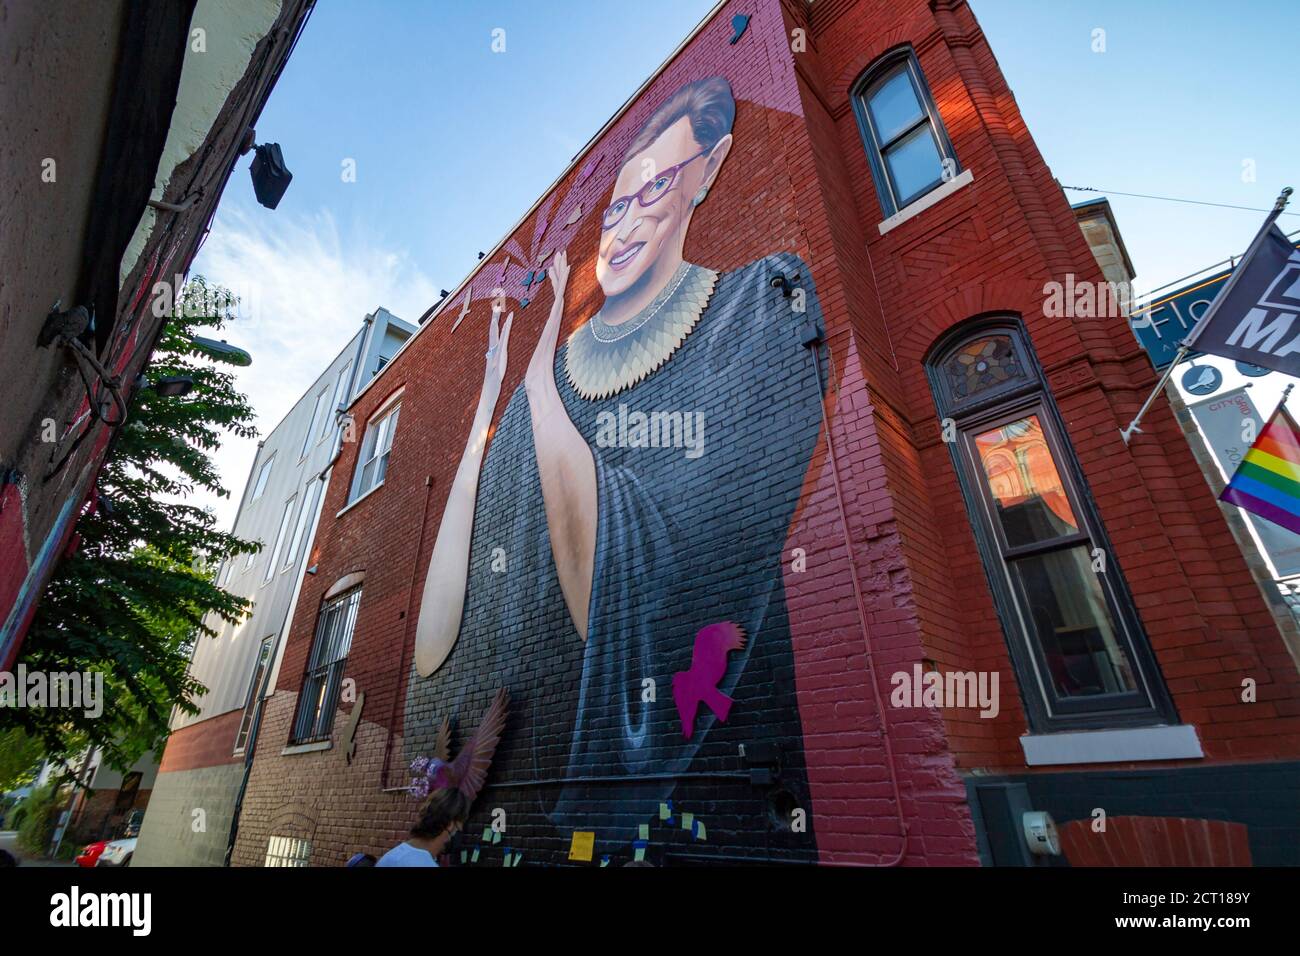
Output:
top-left (633, 841), bottom-right (647, 863)
top-left (600, 855), bottom-right (610, 867)
top-left (659, 802), bottom-right (670, 821)
top-left (693, 819), bottom-right (707, 841)
top-left (569, 830), bottom-right (596, 862)
top-left (512, 853), bottom-right (523, 867)
top-left (482, 826), bottom-right (493, 842)
top-left (638, 823), bottom-right (650, 840)
top-left (471, 847), bottom-right (480, 863)
top-left (681, 812), bottom-right (694, 831)
top-left (460, 850), bottom-right (467, 863)
top-left (503, 850), bottom-right (512, 866)
top-left (492, 829), bottom-right (502, 845)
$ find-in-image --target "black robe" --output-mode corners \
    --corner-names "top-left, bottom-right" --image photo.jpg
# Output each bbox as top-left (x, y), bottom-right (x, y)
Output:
top-left (406, 252), bottom-right (825, 861)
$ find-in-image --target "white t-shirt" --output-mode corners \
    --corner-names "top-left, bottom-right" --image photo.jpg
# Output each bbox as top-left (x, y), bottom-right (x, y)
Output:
top-left (376, 842), bottom-right (439, 867)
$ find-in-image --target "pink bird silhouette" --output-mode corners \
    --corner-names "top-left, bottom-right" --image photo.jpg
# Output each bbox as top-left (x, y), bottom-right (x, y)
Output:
top-left (672, 622), bottom-right (746, 740)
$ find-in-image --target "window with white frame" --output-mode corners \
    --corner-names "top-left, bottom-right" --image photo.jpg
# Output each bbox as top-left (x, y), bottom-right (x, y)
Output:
top-left (234, 636), bottom-right (275, 754)
top-left (251, 456), bottom-right (274, 501)
top-left (349, 401), bottom-right (400, 502)
top-left (302, 388), bottom-right (331, 459)
top-left (323, 362), bottom-right (352, 440)
top-left (284, 477), bottom-right (322, 571)
top-left (263, 495), bottom-right (296, 584)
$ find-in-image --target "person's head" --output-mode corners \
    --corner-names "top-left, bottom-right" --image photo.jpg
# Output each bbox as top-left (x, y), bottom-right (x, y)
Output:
top-left (597, 77), bottom-right (735, 301)
top-left (410, 786), bottom-right (470, 843)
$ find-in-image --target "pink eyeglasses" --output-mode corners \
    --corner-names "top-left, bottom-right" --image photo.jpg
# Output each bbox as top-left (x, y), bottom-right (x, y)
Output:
top-left (601, 149), bottom-right (708, 230)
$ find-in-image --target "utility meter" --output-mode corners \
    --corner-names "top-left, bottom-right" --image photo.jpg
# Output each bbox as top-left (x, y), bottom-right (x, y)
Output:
top-left (1022, 811), bottom-right (1061, 857)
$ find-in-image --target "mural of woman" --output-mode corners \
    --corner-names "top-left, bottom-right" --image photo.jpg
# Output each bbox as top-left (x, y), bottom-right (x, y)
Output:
top-left (411, 76), bottom-right (826, 851)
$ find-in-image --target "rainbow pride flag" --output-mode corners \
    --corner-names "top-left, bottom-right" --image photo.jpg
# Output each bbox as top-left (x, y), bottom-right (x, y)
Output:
top-left (1221, 403), bottom-right (1300, 535)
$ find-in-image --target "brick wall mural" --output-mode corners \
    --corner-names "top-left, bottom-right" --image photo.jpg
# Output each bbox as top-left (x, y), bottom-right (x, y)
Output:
top-left (406, 76), bottom-right (828, 862)
top-left (228, 0), bottom-right (1300, 869)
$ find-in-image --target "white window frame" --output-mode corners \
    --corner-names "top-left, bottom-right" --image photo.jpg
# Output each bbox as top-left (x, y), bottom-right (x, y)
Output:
top-left (262, 494), bottom-right (297, 584)
top-left (251, 456), bottom-right (274, 501)
top-left (283, 477), bottom-right (322, 572)
top-left (234, 635), bottom-right (275, 754)
top-left (349, 398), bottom-right (401, 504)
top-left (302, 388), bottom-right (331, 459)
top-left (324, 362), bottom-right (353, 440)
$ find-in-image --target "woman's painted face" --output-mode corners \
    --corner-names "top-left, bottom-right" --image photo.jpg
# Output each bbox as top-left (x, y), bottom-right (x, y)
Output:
top-left (596, 116), bottom-right (705, 298)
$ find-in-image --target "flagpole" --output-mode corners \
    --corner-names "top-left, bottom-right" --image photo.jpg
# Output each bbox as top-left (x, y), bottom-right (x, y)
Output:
top-left (1120, 186), bottom-right (1293, 445)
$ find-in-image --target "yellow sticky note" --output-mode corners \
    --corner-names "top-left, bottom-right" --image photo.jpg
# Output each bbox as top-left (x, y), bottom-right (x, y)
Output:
top-left (694, 820), bottom-right (707, 841)
top-left (681, 812), bottom-right (694, 831)
top-left (502, 852), bottom-right (512, 867)
top-left (492, 829), bottom-right (501, 844)
top-left (568, 830), bottom-right (596, 862)
top-left (659, 803), bottom-right (670, 820)
top-left (638, 823), bottom-right (650, 840)
top-left (634, 844), bottom-right (646, 862)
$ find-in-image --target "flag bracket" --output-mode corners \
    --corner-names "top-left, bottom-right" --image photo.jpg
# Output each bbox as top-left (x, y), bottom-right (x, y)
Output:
top-left (1120, 186), bottom-right (1293, 445)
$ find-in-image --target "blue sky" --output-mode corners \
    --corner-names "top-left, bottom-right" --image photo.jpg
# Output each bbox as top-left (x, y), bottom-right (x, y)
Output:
top-left (192, 0), bottom-right (1299, 528)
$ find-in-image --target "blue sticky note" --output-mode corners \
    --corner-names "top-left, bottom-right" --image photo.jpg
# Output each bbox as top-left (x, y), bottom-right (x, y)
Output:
top-left (600, 855), bottom-right (610, 867)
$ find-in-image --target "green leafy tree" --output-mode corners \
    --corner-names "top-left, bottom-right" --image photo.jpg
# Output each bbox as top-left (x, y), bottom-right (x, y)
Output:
top-left (5, 278), bottom-right (259, 774)
top-left (0, 727), bottom-right (45, 793)
top-left (16, 782), bottom-right (62, 855)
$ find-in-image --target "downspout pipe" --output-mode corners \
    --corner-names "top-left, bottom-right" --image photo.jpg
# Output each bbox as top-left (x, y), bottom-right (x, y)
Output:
top-left (800, 314), bottom-right (910, 868)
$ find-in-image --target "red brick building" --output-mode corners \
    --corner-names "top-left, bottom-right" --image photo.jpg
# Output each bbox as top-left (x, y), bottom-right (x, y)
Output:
top-left (226, 0), bottom-right (1300, 867)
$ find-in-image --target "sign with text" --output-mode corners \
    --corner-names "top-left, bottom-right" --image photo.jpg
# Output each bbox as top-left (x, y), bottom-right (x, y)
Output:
top-left (1130, 235), bottom-right (1300, 372)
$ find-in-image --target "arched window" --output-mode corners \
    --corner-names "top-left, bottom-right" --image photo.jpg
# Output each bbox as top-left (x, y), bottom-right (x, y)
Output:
top-left (851, 48), bottom-right (959, 217)
top-left (927, 319), bottom-right (1175, 731)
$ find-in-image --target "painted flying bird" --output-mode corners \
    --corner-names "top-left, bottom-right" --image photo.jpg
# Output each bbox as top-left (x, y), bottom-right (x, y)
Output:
top-left (672, 622), bottom-right (746, 740)
top-left (409, 687), bottom-right (509, 805)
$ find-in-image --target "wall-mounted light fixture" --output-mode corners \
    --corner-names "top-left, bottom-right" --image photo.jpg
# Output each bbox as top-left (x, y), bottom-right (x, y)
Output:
top-left (250, 142), bottom-right (293, 210)
top-left (152, 376), bottom-right (195, 398)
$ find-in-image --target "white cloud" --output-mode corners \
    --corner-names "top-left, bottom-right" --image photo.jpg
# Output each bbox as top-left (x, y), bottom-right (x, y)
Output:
top-left (186, 206), bottom-right (437, 531)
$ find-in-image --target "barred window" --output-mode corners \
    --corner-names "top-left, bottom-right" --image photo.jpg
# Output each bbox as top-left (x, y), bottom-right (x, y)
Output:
top-left (265, 835), bottom-right (311, 867)
top-left (290, 587), bottom-right (361, 744)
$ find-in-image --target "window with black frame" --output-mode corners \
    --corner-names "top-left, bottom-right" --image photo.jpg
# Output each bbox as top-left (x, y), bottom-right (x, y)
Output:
top-left (927, 321), bottom-right (1175, 731)
top-left (291, 587), bottom-right (362, 744)
top-left (851, 48), bottom-right (959, 217)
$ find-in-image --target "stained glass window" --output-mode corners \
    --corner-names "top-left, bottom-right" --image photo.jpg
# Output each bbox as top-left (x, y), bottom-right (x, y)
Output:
top-left (943, 335), bottom-right (1026, 404)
